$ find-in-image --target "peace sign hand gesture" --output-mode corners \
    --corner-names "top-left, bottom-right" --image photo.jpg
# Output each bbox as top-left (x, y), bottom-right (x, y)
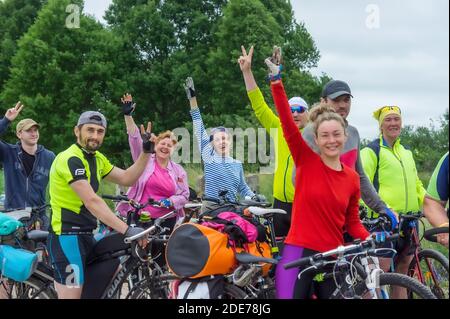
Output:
top-left (5, 102), bottom-right (24, 122)
top-left (140, 121), bottom-right (155, 154)
top-left (238, 45), bottom-right (254, 73)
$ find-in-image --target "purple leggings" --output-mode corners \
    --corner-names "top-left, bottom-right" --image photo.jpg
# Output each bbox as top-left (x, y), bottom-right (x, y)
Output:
top-left (275, 244), bottom-right (304, 299)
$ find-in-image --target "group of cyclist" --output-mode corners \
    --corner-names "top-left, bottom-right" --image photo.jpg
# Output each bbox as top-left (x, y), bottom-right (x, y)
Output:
top-left (0, 45), bottom-right (448, 300)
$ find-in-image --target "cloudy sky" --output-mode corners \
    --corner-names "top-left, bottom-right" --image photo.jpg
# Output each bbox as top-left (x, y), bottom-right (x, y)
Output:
top-left (84, 0), bottom-right (449, 139)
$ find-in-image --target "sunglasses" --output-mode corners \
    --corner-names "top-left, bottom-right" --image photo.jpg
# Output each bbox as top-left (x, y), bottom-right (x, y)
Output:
top-left (290, 106), bottom-right (307, 114)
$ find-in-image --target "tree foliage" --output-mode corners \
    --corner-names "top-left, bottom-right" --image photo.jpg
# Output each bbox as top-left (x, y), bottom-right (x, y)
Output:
top-left (0, 0), bottom-right (46, 90)
top-left (400, 109), bottom-right (449, 175)
top-left (1, 0), bottom-right (129, 165)
top-left (2, 0), bottom-right (326, 169)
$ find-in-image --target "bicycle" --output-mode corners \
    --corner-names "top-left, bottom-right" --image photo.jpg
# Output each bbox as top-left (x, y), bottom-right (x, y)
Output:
top-left (223, 251), bottom-right (278, 299)
top-left (284, 234), bottom-right (437, 299)
top-left (185, 193), bottom-right (285, 299)
top-left (4, 209), bottom-right (178, 299)
top-left (362, 211), bottom-right (449, 299)
top-left (3, 204), bottom-right (50, 231)
top-left (409, 224), bottom-right (449, 299)
top-left (2, 229), bottom-right (56, 299)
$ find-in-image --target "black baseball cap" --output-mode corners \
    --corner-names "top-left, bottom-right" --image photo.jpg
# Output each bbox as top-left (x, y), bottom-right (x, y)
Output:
top-left (321, 80), bottom-right (353, 100)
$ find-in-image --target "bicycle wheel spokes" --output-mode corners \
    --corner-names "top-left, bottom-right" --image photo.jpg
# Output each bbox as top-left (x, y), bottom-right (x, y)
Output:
top-left (8, 278), bottom-right (56, 299)
top-left (421, 255), bottom-right (449, 299)
top-left (128, 271), bottom-right (176, 299)
top-left (409, 249), bottom-right (449, 299)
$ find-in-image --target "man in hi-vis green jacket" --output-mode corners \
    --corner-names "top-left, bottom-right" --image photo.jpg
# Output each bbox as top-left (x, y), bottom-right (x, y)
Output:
top-left (239, 46), bottom-right (309, 238)
top-left (361, 105), bottom-right (426, 299)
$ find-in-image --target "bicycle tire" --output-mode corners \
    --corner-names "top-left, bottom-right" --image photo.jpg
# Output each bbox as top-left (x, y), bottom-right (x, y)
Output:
top-left (408, 249), bottom-right (449, 299)
top-left (424, 227), bottom-right (449, 243)
top-left (345, 272), bottom-right (436, 299)
top-left (223, 283), bottom-right (248, 299)
top-left (128, 272), bottom-right (178, 299)
top-left (378, 273), bottom-right (437, 299)
top-left (8, 276), bottom-right (56, 299)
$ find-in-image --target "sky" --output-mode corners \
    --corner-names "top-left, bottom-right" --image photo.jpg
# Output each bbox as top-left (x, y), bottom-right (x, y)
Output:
top-left (84, 0), bottom-right (449, 139)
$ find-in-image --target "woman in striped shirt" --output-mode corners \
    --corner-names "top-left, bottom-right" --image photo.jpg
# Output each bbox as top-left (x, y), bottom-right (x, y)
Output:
top-left (184, 77), bottom-right (255, 210)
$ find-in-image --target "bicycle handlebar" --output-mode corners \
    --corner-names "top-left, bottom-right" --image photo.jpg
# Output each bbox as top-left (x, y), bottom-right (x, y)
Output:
top-left (399, 211), bottom-right (424, 221)
top-left (102, 194), bottom-right (129, 201)
top-left (201, 195), bottom-right (270, 208)
top-left (102, 194), bottom-right (159, 209)
top-left (284, 234), bottom-right (400, 270)
top-left (123, 210), bottom-right (176, 244)
top-left (423, 227), bottom-right (449, 243)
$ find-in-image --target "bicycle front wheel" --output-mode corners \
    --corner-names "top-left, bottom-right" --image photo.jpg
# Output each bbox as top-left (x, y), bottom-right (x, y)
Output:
top-left (128, 273), bottom-right (178, 299)
top-left (223, 283), bottom-right (248, 299)
top-left (408, 249), bottom-right (449, 299)
top-left (376, 273), bottom-right (437, 299)
top-left (7, 276), bottom-right (56, 299)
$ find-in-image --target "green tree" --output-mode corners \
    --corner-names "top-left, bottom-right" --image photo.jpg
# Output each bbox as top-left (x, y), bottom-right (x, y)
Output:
top-left (1, 0), bottom-right (129, 165)
top-left (206, 0), bottom-right (324, 116)
top-left (104, 0), bottom-right (232, 132)
top-left (400, 109), bottom-right (449, 177)
top-left (0, 0), bottom-right (46, 91)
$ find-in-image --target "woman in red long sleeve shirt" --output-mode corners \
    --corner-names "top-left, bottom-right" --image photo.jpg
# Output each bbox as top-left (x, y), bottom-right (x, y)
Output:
top-left (266, 61), bottom-right (369, 299)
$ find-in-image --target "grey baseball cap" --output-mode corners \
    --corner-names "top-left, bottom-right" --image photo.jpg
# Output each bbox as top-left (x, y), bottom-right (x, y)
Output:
top-left (77, 111), bottom-right (107, 128)
top-left (321, 80), bottom-right (353, 100)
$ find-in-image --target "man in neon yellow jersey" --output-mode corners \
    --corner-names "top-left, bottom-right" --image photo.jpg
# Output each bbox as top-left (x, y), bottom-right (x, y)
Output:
top-left (361, 105), bottom-right (426, 299)
top-left (238, 46), bottom-right (309, 238)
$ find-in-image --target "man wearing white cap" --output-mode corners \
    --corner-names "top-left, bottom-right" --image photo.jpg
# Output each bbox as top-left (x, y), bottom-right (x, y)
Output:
top-left (239, 46), bottom-right (309, 238)
top-left (0, 101), bottom-right (55, 229)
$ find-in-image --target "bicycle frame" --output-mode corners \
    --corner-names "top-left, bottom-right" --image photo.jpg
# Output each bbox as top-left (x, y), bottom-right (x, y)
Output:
top-left (406, 224), bottom-right (442, 291)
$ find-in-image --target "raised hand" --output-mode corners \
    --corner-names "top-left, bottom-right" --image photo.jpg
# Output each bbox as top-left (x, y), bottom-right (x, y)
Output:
top-left (270, 46), bottom-right (282, 65)
top-left (5, 102), bottom-right (24, 122)
top-left (140, 121), bottom-right (155, 153)
top-left (264, 58), bottom-right (282, 81)
top-left (265, 46), bottom-right (283, 82)
top-left (183, 77), bottom-right (196, 100)
top-left (121, 93), bottom-right (136, 116)
top-left (238, 45), bottom-right (254, 73)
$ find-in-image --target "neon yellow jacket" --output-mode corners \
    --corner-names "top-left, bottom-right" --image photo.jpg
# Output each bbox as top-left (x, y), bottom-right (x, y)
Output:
top-left (248, 87), bottom-right (298, 203)
top-left (360, 136), bottom-right (426, 214)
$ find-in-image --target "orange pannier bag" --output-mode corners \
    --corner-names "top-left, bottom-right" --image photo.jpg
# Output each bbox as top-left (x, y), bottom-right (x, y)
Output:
top-left (166, 223), bottom-right (237, 279)
top-left (166, 223), bottom-right (274, 279)
top-left (237, 241), bottom-right (272, 277)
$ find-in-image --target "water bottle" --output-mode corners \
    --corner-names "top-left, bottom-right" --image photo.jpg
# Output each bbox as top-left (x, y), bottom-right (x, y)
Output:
top-left (139, 211), bottom-right (152, 229)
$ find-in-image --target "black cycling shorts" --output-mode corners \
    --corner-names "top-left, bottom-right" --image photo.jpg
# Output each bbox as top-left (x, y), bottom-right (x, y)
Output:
top-left (47, 232), bottom-right (96, 286)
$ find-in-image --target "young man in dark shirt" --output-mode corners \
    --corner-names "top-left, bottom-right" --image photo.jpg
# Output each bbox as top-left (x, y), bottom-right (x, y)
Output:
top-left (0, 102), bottom-right (55, 230)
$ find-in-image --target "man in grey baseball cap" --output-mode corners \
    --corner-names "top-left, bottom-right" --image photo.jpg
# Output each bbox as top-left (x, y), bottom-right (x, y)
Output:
top-left (74, 111), bottom-right (108, 152)
top-left (77, 111), bottom-right (107, 128)
top-left (320, 80), bottom-right (353, 119)
top-left (321, 80), bottom-right (354, 100)
top-left (48, 105), bottom-right (155, 299)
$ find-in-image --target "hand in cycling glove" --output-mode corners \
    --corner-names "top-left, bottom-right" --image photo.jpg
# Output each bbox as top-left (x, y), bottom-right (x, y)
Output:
top-left (252, 194), bottom-right (267, 203)
top-left (384, 207), bottom-right (399, 231)
top-left (183, 77), bottom-right (196, 100)
top-left (125, 226), bottom-right (148, 248)
top-left (159, 198), bottom-right (173, 208)
top-left (121, 93), bottom-right (136, 116)
top-left (140, 122), bottom-right (155, 154)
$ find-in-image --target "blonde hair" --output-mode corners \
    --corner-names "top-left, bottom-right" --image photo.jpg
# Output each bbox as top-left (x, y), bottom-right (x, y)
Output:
top-left (155, 130), bottom-right (178, 146)
top-left (309, 103), bottom-right (346, 136)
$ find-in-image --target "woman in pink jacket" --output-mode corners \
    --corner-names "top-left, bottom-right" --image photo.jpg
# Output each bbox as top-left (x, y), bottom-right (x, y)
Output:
top-left (117, 94), bottom-right (190, 264)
